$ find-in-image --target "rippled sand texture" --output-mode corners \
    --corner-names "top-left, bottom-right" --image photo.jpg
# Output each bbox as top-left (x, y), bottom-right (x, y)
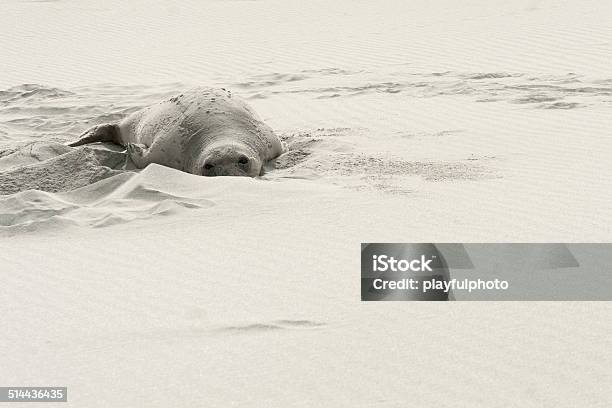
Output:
top-left (2, 0), bottom-right (611, 87)
top-left (1, 0), bottom-right (612, 407)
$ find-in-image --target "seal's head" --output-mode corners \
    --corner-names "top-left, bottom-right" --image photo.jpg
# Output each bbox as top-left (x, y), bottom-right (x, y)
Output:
top-left (199, 144), bottom-right (262, 177)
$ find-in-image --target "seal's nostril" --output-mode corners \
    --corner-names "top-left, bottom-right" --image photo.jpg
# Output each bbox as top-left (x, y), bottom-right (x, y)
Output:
top-left (238, 155), bottom-right (249, 165)
top-left (204, 163), bottom-right (214, 170)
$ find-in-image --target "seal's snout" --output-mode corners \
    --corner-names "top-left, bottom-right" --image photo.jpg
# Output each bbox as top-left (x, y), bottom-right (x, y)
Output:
top-left (237, 154), bottom-right (249, 165)
top-left (201, 149), bottom-right (258, 177)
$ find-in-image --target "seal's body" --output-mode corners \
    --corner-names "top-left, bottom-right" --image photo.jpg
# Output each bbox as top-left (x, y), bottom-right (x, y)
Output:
top-left (68, 88), bottom-right (283, 177)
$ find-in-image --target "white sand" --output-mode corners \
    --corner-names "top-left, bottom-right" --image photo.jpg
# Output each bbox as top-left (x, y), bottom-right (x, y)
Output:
top-left (1, 0), bottom-right (611, 406)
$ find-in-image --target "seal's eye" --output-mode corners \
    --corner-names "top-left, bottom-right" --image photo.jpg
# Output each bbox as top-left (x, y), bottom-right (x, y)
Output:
top-left (238, 155), bottom-right (249, 165)
top-left (203, 163), bottom-right (214, 170)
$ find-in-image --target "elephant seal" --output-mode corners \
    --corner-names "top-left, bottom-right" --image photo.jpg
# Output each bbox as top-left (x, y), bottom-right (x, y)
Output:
top-left (68, 87), bottom-right (283, 177)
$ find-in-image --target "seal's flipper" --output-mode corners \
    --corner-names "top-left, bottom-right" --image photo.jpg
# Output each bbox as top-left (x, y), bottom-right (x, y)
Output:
top-left (126, 143), bottom-right (150, 168)
top-left (67, 124), bottom-right (120, 147)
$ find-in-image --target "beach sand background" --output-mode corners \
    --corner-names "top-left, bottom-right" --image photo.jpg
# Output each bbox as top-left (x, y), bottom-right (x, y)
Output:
top-left (1, 0), bottom-right (611, 406)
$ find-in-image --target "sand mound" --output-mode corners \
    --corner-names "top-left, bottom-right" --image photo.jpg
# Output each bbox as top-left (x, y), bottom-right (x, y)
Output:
top-left (0, 141), bottom-right (217, 233)
top-left (0, 141), bottom-right (129, 195)
top-left (0, 164), bottom-right (217, 232)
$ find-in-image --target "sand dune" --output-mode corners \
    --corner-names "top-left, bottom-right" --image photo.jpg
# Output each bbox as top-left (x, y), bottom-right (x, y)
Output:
top-left (0, 165), bottom-right (214, 232)
top-left (1, 0), bottom-right (611, 406)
